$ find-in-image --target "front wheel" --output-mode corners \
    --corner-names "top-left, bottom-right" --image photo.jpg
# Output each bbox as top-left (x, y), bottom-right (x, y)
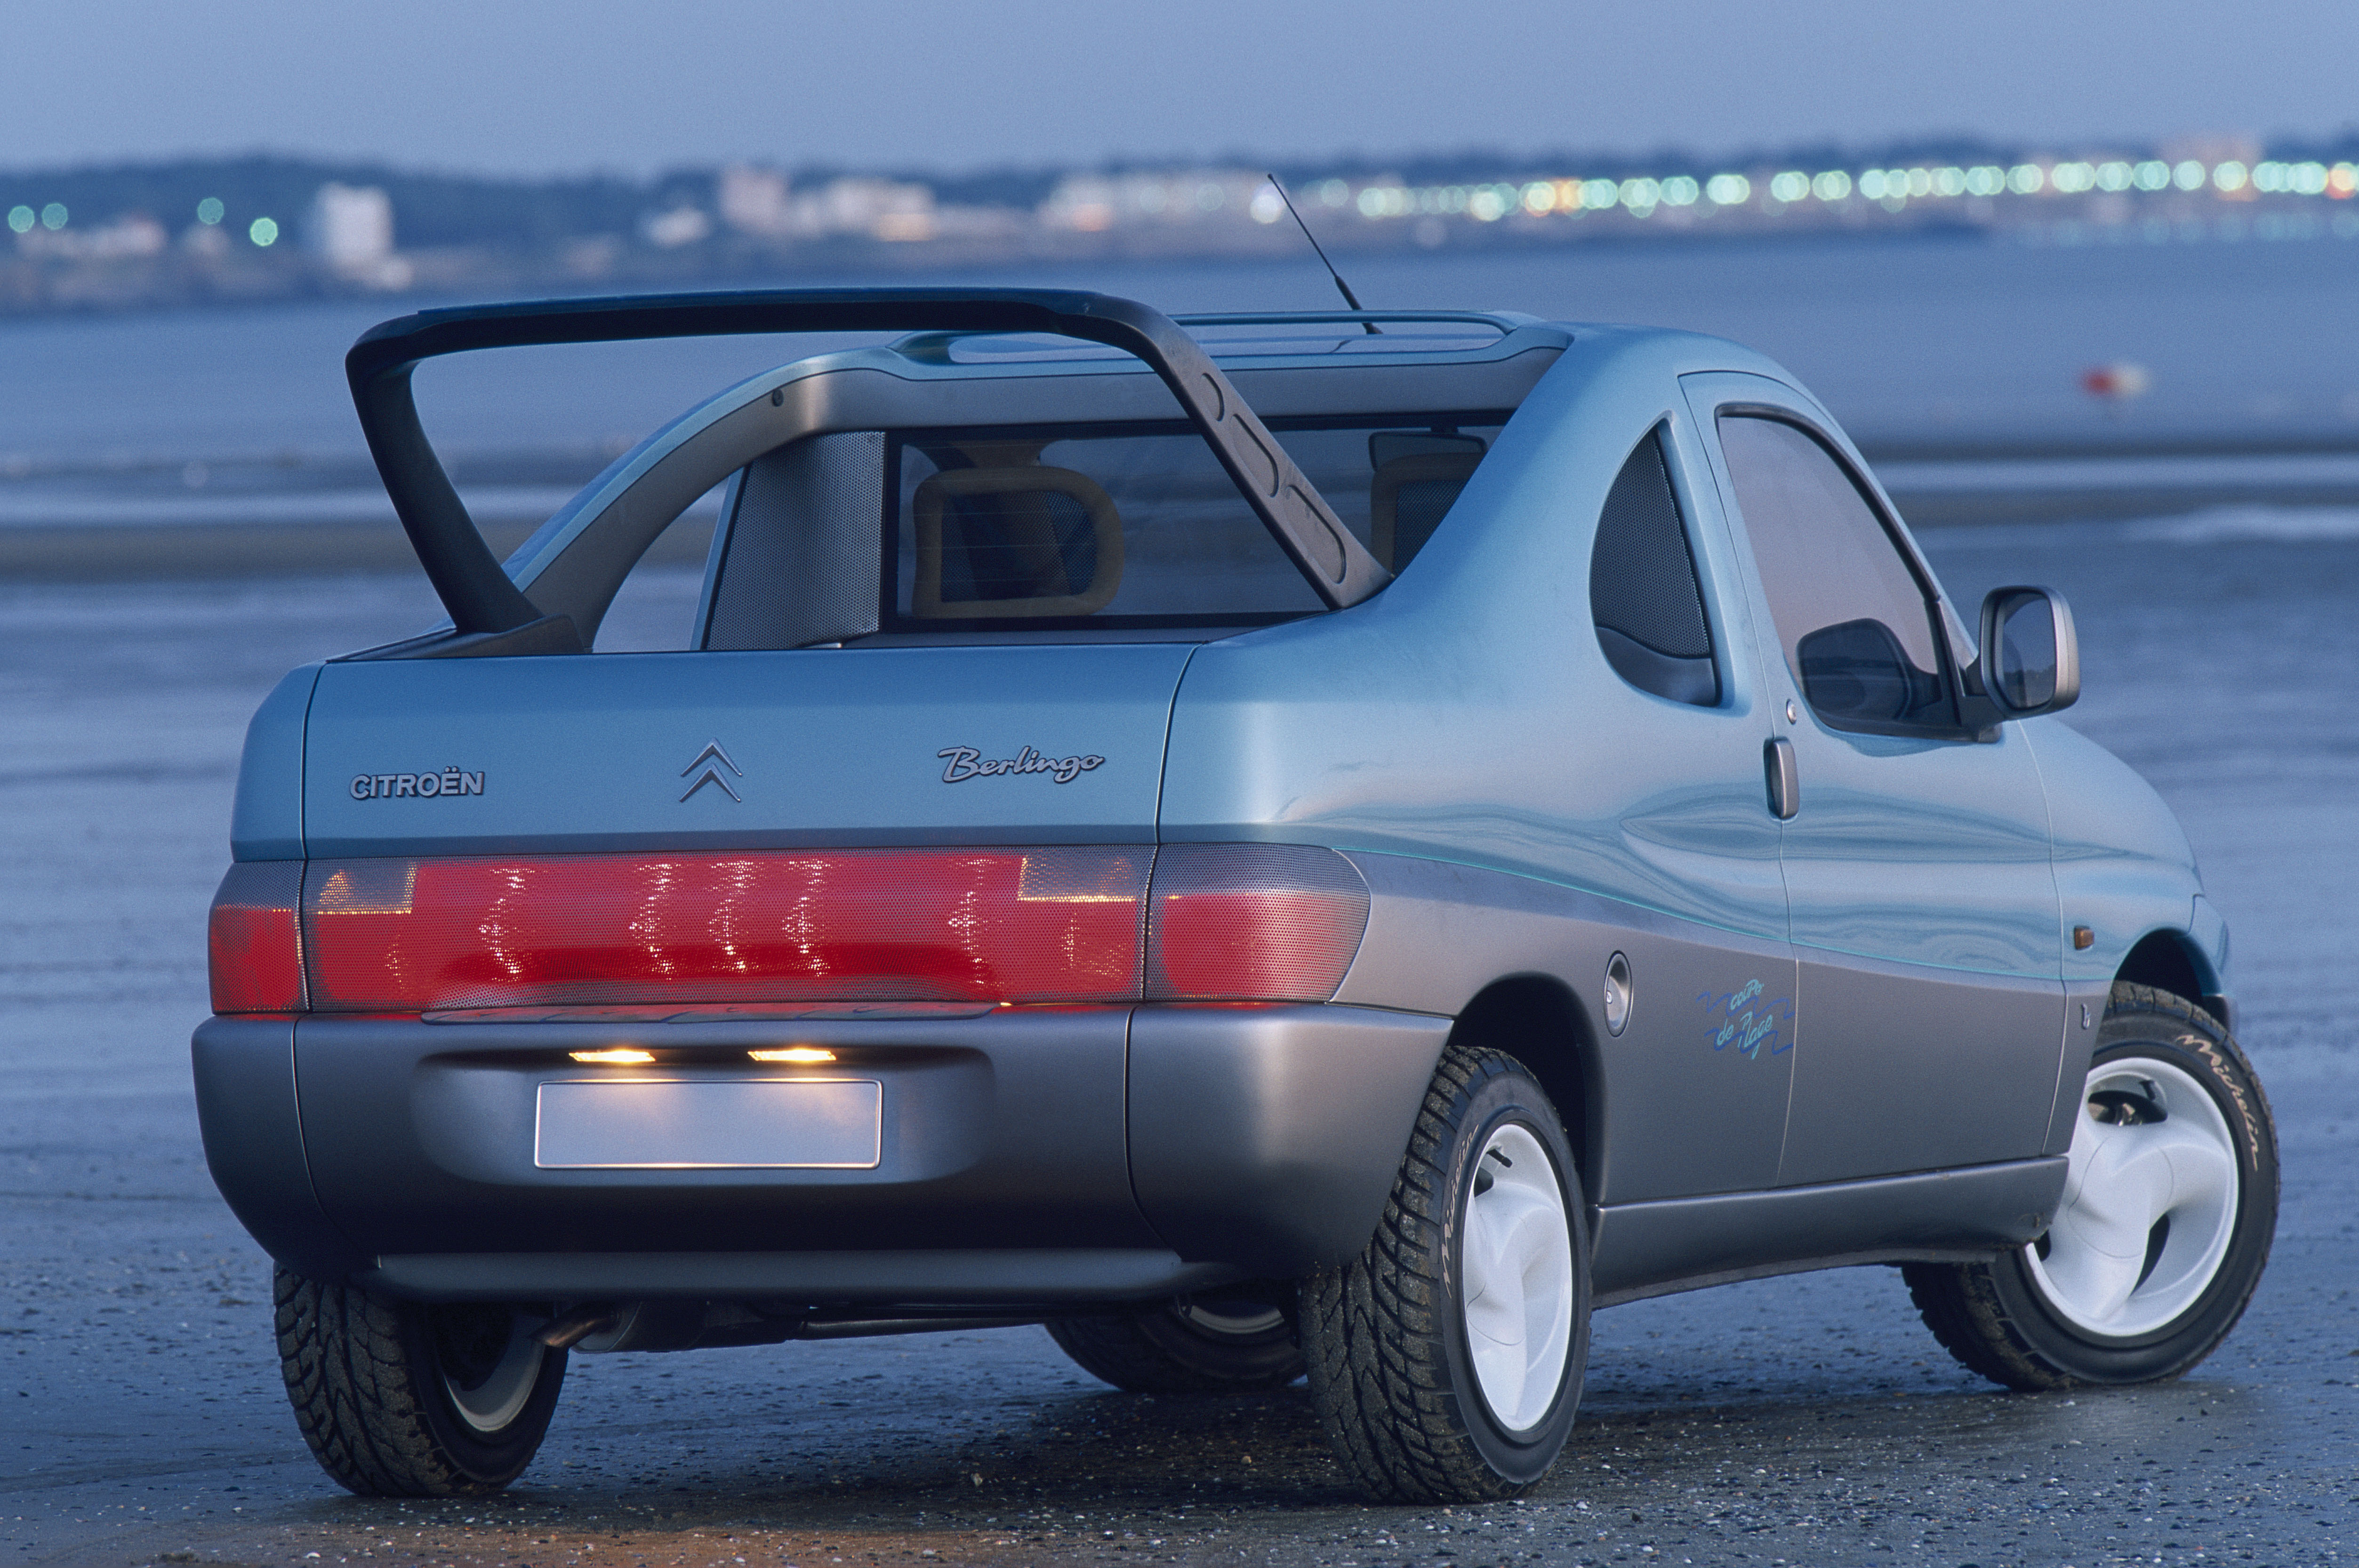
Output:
top-left (1905, 984), bottom-right (2278, 1388)
top-left (1302, 1044), bottom-right (1589, 1503)
top-left (275, 1267), bottom-right (567, 1496)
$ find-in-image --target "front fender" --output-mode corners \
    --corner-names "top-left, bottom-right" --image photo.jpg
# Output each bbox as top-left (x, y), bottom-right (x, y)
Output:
top-left (2021, 717), bottom-right (2207, 991)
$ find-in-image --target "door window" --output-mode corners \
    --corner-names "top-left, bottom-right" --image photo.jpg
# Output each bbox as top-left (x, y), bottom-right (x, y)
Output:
top-left (1717, 415), bottom-right (1954, 733)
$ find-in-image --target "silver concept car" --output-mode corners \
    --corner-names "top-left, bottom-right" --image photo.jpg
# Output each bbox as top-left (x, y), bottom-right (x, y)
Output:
top-left (197, 289), bottom-right (2276, 1502)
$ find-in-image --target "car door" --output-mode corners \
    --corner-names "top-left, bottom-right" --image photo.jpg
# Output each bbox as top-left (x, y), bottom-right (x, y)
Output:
top-left (1681, 372), bottom-right (2066, 1186)
top-left (1576, 413), bottom-right (1798, 1203)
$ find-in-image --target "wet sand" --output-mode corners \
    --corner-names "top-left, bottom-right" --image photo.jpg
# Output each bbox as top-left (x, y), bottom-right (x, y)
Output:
top-left (0, 514), bottom-right (715, 582)
top-left (4, 517), bottom-right (2358, 1567)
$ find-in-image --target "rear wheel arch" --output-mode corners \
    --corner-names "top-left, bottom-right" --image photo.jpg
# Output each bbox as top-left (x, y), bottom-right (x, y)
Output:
top-left (1442, 975), bottom-right (1602, 1216)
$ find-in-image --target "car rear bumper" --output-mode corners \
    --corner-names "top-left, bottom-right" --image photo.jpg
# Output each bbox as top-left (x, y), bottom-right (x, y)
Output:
top-left (193, 1003), bottom-right (1448, 1305)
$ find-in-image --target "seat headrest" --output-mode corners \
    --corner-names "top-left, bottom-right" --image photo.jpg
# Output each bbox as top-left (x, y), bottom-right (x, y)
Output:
top-left (911, 465), bottom-right (1124, 619)
top-left (1369, 450), bottom-right (1483, 570)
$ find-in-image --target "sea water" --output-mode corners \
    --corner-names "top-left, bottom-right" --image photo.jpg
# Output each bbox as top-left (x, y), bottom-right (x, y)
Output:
top-left (2, 227), bottom-right (2358, 528)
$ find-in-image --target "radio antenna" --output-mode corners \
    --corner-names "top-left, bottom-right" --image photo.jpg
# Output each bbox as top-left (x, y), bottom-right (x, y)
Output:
top-left (1266, 174), bottom-right (1380, 334)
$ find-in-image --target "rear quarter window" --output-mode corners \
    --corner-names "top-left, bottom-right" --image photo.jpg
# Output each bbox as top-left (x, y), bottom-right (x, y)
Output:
top-left (1589, 427), bottom-right (1719, 707)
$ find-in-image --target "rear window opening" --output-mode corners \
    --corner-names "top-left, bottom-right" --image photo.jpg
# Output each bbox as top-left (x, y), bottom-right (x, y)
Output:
top-left (682, 413), bottom-right (1507, 652)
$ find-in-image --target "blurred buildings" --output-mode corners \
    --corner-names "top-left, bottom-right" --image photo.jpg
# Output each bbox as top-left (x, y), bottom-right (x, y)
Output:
top-left (3, 137), bottom-right (2357, 314)
top-left (305, 183), bottom-right (411, 289)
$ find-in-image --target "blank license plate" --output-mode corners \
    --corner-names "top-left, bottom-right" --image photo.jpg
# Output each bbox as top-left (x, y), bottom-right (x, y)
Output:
top-left (535, 1078), bottom-right (883, 1169)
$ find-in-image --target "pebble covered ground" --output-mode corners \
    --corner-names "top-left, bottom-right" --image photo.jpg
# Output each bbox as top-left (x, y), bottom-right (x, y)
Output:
top-left (7, 512), bottom-right (2358, 1568)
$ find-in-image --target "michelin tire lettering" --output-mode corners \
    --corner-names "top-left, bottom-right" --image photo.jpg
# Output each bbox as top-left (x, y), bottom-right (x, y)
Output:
top-left (937, 745), bottom-right (1105, 784)
top-left (350, 769), bottom-right (484, 800)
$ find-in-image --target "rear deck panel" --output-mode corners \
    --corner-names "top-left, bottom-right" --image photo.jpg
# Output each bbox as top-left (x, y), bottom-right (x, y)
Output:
top-left (300, 643), bottom-right (1194, 856)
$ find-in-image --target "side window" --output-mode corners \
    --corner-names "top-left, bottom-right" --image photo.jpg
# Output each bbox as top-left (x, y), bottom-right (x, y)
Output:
top-left (1589, 427), bottom-right (1720, 707)
top-left (588, 488), bottom-right (728, 653)
top-left (1716, 415), bottom-right (1955, 733)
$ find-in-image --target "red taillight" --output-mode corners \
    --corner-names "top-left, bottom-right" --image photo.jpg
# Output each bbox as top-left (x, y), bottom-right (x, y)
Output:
top-left (1145, 843), bottom-right (1370, 1001)
top-left (209, 862), bottom-right (307, 1013)
top-left (302, 848), bottom-right (1152, 1012)
top-left (290, 843), bottom-right (1368, 1013)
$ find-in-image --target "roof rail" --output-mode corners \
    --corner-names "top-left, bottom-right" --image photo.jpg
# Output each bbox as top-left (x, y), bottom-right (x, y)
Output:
top-left (346, 288), bottom-right (1392, 649)
top-left (1170, 309), bottom-right (1530, 329)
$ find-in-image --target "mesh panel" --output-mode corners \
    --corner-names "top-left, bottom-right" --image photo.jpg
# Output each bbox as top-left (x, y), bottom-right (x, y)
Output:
top-left (1145, 844), bottom-right (1370, 1001)
top-left (702, 432), bottom-right (885, 650)
top-left (1391, 475), bottom-right (1468, 564)
top-left (1591, 431), bottom-right (1713, 660)
top-left (304, 848), bottom-right (1150, 1010)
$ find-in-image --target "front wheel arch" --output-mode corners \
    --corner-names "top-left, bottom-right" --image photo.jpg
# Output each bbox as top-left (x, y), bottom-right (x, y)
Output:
top-left (2114, 928), bottom-right (2222, 1028)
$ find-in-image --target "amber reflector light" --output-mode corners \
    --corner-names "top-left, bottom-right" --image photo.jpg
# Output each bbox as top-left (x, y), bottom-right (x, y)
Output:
top-left (301, 849), bottom-right (1153, 1012)
top-left (1145, 843), bottom-right (1369, 1001)
top-left (209, 861), bottom-right (307, 1013)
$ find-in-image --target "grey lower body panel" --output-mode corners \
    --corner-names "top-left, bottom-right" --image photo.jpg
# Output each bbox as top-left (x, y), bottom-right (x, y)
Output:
top-left (193, 1003), bottom-right (1448, 1306)
top-left (1128, 1006), bottom-right (1449, 1276)
top-left (2048, 979), bottom-right (2116, 1155)
top-left (1590, 1155), bottom-right (2068, 1307)
top-left (1333, 849), bottom-right (1805, 1205)
top-left (191, 1016), bottom-right (371, 1279)
top-left (1778, 956), bottom-right (2066, 1187)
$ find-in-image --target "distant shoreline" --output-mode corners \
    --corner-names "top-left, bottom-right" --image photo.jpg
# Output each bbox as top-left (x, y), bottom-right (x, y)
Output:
top-left (8, 144), bottom-right (2358, 322)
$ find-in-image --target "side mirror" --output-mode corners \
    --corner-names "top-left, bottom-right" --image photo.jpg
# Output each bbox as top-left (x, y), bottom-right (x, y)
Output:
top-left (1797, 617), bottom-right (1919, 723)
top-left (1976, 586), bottom-right (2080, 719)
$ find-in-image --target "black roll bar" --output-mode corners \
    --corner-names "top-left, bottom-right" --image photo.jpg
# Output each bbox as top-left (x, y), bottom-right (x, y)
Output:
top-left (347, 288), bottom-right (1394, 645)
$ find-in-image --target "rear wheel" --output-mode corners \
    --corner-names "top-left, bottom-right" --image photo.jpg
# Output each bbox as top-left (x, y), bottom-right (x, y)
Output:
top-left (1905, 984), bottom-right (2277, 1389)
top-left (275, 1266), bottom-right (567, 1496)
top-left (1301, 1045), bottom-right (1588, 1502)
top-left (1046, 1290), bottom-right (1304, 1392)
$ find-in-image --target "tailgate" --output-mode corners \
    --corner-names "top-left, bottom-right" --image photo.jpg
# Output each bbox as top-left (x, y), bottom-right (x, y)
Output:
top-left (301, 644), bottom-right (1192, 857)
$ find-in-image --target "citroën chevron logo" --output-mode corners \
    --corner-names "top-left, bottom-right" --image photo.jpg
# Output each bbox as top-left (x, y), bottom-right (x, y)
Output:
top-left (679, 740), bottom-right (743, 803)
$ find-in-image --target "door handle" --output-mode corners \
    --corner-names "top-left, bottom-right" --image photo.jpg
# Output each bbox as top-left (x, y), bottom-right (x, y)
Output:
top-left (1763, 737), bottom-right (1799, 820)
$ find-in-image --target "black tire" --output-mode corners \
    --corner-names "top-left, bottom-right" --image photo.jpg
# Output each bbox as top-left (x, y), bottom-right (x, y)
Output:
top-left (1301, 1044), bottom-right (1589, 1503)
top-left (275, 1266), bottom-right (567, 1496)
top-left (1905, 984), bottom-right (2277, 1390)
top-left (1046, 1290), bottom-right (1305, 1392)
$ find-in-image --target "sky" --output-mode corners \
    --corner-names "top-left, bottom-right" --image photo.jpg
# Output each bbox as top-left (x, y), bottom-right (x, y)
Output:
top-left (6, 0), bottom-right (2358, 177)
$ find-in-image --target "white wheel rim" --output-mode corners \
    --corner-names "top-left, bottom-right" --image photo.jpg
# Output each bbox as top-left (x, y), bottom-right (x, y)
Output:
top-left (1459, 1122), bottom-right (1575, 1432)
top-left (2024, 1055), bottom-right (2241, 1339)
top-left (442, 1320), bottom-right (545, 1433)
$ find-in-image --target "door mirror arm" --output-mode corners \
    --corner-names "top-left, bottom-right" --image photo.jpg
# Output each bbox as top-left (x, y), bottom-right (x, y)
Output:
top-left (1958, 655), bottom-right (2006, 740)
